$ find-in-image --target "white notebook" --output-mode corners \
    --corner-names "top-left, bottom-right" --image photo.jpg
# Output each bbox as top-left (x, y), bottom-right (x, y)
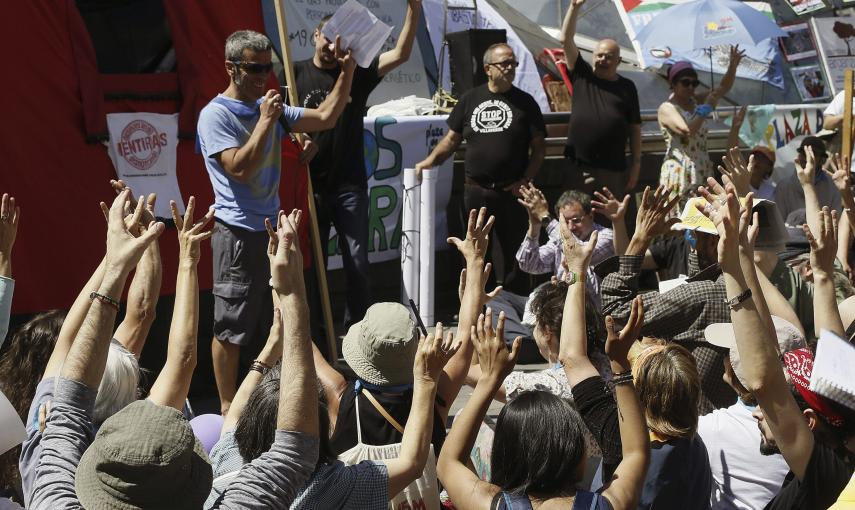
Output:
top-left (810, 329), bottom-right (855, 410)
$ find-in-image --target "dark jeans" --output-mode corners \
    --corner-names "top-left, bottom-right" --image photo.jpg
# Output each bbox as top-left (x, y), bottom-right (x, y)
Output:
top-left (315, 188), bottom-right (371, 328)
top-left (463, 184), bottom-right (529, 295)
top-left (566, 158), bottom-right (635, 228)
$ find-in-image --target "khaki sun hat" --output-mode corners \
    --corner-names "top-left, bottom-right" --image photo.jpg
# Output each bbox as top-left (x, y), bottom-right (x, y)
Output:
top-left (75, 399), bottom-right (213, 510)
top-left (342, 302), bottom-right (419, 386)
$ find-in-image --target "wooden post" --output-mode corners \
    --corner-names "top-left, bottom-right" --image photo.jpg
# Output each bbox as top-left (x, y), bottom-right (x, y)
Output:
top-left (843, 69), bottom-right (854, 166)
top-left (272, 0), bottom-right (339, 363)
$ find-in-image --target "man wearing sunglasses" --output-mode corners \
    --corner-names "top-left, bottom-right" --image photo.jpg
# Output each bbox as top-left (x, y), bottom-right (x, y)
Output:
top-left (560, 0), bottom-right (642, 201)
top-left (415, 43), bottom-right (546, 294)
top-left (197, 29), bottom-right (355, 415)
top-left (293, 0), bottom-right (421, 329)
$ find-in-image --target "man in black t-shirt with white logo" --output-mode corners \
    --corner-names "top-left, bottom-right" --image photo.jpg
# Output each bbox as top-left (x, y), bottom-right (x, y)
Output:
top-left (561, 0), bottom-right (641, 198)
top-left (294, 1), bottom-right (420, 328)
top-left (416, 43), bottom-right (546, 293)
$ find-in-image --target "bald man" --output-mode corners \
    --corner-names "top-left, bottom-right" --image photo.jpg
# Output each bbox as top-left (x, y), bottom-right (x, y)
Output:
top-left (561, 0), bottom-right (641, 203)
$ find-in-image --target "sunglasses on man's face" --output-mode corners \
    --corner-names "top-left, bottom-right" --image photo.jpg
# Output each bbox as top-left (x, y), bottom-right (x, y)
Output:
top-left (232, 61), bottom-right (274, 74)
top-left (678, 78), bottom-right (700, 88)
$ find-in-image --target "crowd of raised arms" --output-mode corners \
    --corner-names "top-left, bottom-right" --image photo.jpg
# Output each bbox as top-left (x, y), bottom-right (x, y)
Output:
top-left (2, 0), bottom-right (855, 508)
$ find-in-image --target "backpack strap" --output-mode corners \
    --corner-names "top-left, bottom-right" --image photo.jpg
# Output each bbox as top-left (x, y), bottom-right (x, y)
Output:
top-left (360, 388), bottom-right (406, 435)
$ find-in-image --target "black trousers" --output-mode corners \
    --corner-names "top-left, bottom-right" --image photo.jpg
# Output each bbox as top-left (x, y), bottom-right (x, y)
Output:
top-left (463, 184), bottom-right (529, 295)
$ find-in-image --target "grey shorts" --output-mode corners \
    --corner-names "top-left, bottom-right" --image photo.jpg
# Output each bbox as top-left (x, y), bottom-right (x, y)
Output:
top-left (212, 219), bottom-right (271, 346)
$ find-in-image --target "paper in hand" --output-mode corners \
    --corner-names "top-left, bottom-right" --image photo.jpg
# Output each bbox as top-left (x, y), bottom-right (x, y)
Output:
top-left (0, 389), bottom-right (25, 456)
top-left (321, 0), bottom-right (393, 68)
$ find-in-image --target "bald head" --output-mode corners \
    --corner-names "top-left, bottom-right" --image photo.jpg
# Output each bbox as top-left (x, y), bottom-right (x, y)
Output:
top-left (593, 39), bottom-right (621, 80)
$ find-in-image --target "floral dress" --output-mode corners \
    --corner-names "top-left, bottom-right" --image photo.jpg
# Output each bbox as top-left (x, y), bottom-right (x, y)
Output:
top-left (659, 99), bottom-right (714, 199)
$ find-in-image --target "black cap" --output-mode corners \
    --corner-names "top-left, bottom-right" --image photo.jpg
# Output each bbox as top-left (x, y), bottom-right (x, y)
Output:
top-left (798, 136), bottom-right (827, 156)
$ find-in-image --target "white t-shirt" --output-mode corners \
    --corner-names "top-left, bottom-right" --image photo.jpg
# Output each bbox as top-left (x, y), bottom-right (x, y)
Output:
top-left (698, 400), bottom-right (791, 510)
top-left (824, 91), bottom-right (855, 172)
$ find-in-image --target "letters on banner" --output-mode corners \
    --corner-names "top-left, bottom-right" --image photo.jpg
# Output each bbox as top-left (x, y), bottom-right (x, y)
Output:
top-left (326, 115), bottom-right (453, 270)
top-left (106, 113), bottom-right (185, 218)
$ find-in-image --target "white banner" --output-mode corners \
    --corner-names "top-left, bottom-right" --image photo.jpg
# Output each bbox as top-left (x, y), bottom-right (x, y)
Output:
top-left (274, 0), bottom-right (431, 106)
top-left (106, 113), bottom-right (185, 218)
top-left (327, 115), bottom-right (454, 269)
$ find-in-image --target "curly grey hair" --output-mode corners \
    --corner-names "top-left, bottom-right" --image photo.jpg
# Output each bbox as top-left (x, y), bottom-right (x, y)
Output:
top-left (225, 30), bottom-right (273, 61)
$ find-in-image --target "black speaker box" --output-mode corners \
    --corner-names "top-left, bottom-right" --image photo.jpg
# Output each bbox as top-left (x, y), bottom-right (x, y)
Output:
top-left (446, 29), bottom-right (507, 97)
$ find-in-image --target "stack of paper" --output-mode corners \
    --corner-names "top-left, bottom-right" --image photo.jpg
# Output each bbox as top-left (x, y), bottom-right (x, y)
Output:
top-left (811, 330), bottom-right (855, 410)
top-left (321, 0), bottom-right (393, 68)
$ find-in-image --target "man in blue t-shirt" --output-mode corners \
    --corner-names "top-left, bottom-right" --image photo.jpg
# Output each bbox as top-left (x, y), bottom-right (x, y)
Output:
top-left (198, 29), bottom-right (354, 415)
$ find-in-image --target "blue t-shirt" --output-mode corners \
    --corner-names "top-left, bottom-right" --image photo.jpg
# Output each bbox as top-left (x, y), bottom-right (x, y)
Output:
top-left (197, 94), bottom-right (304, 231)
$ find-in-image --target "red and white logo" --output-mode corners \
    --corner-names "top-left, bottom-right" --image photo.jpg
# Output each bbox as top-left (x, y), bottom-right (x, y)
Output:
top-left (116, 120), bottom-right (168, 171)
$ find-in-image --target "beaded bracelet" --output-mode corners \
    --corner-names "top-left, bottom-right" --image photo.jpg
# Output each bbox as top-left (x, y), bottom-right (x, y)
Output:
top-left (610, 370), bottom-right (634, 387)
top-left (250, 359), bottom-right (271, 375)
top-left (89, 291), bottom-right (120, 311)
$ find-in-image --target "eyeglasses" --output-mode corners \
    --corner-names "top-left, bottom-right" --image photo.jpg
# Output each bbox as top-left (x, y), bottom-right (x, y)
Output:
top-left (566, 216), bottom-right (587, 225)
top-left (488, 60), bottom-right (519, 69)
top-left (678, 78), bottom-right (701, 88)
top-left (231, 61), bottom-right (274, 74)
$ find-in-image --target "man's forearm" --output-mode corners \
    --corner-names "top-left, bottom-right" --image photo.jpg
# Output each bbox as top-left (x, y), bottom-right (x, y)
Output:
top-left (560, 2), bottom-right (581, 53)
top-left (115, 242), bottom-right (162, 357)
top-left (612, 219), bottom-right (630, 256)
top-left (277, 288), bottom-right (318, 436)
top-left (625, 233), bottom-right (652, 257)
top-left (231, 118), bottom-right (277, 181)
top-left (425, 136), bottom-right (459, 167)
top-left (824, 114), bottom-right (844, 131)
top-left (318, 67), bottom-right (355, 123)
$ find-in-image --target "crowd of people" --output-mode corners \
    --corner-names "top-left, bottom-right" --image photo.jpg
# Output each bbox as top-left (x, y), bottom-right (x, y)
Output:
top-left (2, 1), bottom-right (855, 508)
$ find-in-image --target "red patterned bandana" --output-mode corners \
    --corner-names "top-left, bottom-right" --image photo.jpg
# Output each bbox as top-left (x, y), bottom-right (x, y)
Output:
top-left (782, 348), bottom-right (845, 427)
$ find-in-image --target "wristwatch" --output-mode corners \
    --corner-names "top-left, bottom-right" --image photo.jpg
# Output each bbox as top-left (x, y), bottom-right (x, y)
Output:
top-left (540, 214), bottom-right (551, 224)
top-left (565, 270), bottom-right (586, 285)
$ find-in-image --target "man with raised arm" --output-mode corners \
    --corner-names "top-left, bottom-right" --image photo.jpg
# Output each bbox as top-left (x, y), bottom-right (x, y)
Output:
top-left (295, 0), bottom-right (421, 328)
top-left (416, 44), bottom-right (545, 292)
top-left (561, 0), bottom-right (642, 197)
top-left (198, 30), bottom-right (355, 415)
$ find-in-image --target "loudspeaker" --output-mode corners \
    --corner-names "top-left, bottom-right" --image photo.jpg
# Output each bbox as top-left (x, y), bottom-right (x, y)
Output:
top-left (446, 29), bottom-right (507, 97)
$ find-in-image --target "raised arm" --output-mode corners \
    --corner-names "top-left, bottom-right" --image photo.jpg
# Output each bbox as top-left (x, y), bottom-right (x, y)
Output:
top-left (560, 0), bottom-right (585, 71)
top-left (557, 216), bottom-right (601, 385)
top-left (148, 198), bottom-right (213, 410)
top-left (706, 45), bottom-right (744, 106)
top-left (700, 186), bottom-right (816, 481)
top-left (600, 297), bottom-right (650, 510)
top-left (804, 208), bottom-right (846, 337)
top-left (727, 106), bottom-right (746, 151)
top-left (796, 145), bottom-right (822, 235)
top-left (385, 323), bottom-right (458, 497)
top-left (592, 187), bottom-right (630, 255)
top-left (113, 192), bottom-right (162, 358)
top-left (292, 38), bottom-right (356, 133)
top-left (215, 90), bottom-right (282, 184)
top-left (437, 208), bottom-right (495, 422)
top-left (222, 305), bottom-right (283, 434)
top-left (378, 0), bottom-right (421, 76)
top-left (516, 184), bottom-right (560, 274)
top-left (0, 193), bottom-right (20, 348)
top-left (824, 153), bottom-right (855, 235)
top-left (658, 101), bottom-right (707, 137)
top-left (718, 146), bottom-right (754, 196)
top-left (437, 310), bottom-right (520, 510)
top-left (414, 130), bottom-right (463, 178)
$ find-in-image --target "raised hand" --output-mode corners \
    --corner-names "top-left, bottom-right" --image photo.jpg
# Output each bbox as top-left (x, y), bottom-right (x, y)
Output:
top-left (471, 308), bottom-right (520, 383)
top-left (334, 35), bottom-right (356, 73)
top-left (795, 145), bottom-right (817, 186)
top-left (634, 185), bottom-right (680, 241)
top-left (259, 89), bottom-right (284, 123)
top-left (732, 105), bottom-right (747, 128)
top-left (105, 181), bottom-right (157, 235)
top-left (517, 184), bottom-right (550, 223)
top-left (458, 263), bottom-right (502, 306)
top-left (695, 183), bottom-right (743, 267)
top-left (268, 209), bottom-right (304, 294)
top-left (728, 45), bottom-right (746, 68)
top-left (104, 190), bottom-right (165, 274)
top-left (592, 187), bottom-right (629, 223)
top-left (719, 147), bottom-right (753, 196)
top-left (559, 215), bottom-right (598, 274)
top-left (414, 322), bottom-right (460, 383)
top-left (170, 196), bottom-right (214, 264)
top-left (0, 193), bottom-right (20, 277)
top-left (823, 153), bottom-right (852, 196)
top-left (804, 207), bottom-right (839, 277)
top-left (448, 207), bottom-right (494, 262)
top-left (605, 295), bottom-right (644, 369)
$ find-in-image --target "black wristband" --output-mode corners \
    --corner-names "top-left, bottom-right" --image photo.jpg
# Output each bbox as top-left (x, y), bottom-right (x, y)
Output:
top-left (725, 288), bottom-right (752, 310)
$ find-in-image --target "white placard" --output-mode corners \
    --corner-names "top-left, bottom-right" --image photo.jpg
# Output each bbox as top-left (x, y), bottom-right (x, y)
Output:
top-left (322, 0), bottom-right (393, 68)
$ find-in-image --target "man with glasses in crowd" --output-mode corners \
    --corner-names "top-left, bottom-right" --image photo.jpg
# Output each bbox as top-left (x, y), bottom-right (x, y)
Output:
top-left (293, 0), bottom-right (421, 331)
top-left (416, 43), bottom-right (546, 293)
top-left (197, 29), bottom-right (355, 415)
top-left (560, 0), bottom-right (642, 201)
top-left (773, 136), bottom-right (842, 220)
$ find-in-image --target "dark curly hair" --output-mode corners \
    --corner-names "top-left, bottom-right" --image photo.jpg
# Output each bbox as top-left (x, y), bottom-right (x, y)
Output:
top-left (0, 310), bottom-right (66, 501)
top-left (529, 281), bottom-right (605, 354)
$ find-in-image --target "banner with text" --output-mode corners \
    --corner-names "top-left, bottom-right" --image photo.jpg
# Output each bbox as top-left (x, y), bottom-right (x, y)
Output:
top-left (326, 115), bottom-right (453, 270)
top-left (263, 0), bottom-right (430, 106)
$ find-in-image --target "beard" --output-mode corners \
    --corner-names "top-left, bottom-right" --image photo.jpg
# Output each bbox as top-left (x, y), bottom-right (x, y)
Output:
top-left (759, 437), bottom-right (781, 456)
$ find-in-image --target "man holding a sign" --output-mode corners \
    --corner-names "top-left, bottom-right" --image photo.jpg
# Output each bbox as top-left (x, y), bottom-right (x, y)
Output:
top-left (294, 0), bottom-right (421, 328)
top-left (198, 30), bottom-right (356, 415)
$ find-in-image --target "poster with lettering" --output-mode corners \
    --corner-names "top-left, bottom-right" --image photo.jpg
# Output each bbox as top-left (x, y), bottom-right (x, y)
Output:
top-left (811, 16), bottom-right (855, 96)
top-left (264, 0), bottom-right (430, 107)
top-left (105, 113), bottom-right (185, 218)
top-left (326, 115), bottom-right (454, 270)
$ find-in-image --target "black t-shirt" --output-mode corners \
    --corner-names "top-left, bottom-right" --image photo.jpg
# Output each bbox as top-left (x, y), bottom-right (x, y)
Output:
top-left (447, 84), bottom-right (545, 186)
top-left (564, 54), bottom-right (641, 172)
top-left (329, 381), bottom-right (447, 456)
top-left (293, 57), bottom-right (383, 192)
top-left (649, 235), bottom-right (690, 281)
top-left (764, 442), bottom-right (853, 510)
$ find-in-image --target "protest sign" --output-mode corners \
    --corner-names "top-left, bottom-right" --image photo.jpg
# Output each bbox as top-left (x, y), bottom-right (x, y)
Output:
top-left (812, 16), bottom-right (855, 96)
top-left (321, 0), bottom-right (393, 68)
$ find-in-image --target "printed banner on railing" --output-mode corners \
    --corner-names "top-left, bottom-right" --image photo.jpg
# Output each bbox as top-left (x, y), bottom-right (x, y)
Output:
top-left (725, 104), bottom-right (826, 150)
top-left (106, 112), bottom-right (185, 218)
top-left (326, 115), bottom-right (454, 270)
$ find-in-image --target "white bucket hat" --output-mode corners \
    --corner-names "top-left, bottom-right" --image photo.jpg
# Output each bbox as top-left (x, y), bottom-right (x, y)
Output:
top-left (342, 302), bottom-right (419, 386)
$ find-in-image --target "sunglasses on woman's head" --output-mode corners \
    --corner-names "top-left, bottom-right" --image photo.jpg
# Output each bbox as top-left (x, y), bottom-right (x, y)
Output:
top-left (678, 78), bottom-right (700, 88)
